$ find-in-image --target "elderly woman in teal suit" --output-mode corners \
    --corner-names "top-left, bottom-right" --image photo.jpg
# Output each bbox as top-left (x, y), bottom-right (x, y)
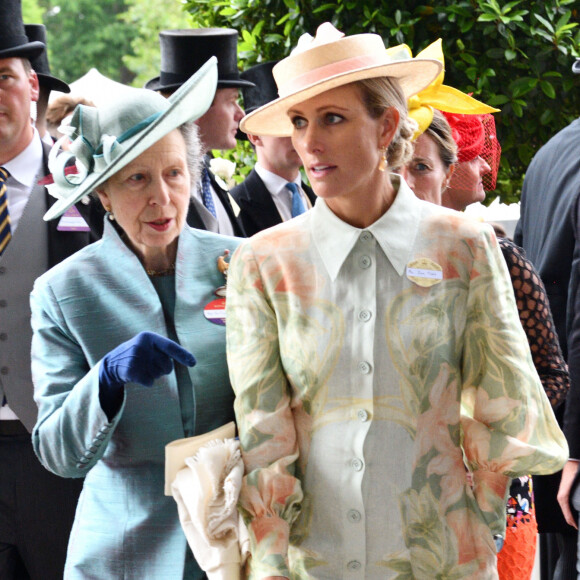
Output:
top-left (30, 59), bottom-right (240, 579)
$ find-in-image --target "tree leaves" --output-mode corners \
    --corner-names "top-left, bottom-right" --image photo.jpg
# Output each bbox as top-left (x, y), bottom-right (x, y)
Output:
top-left (179, 0), bottom-right (580, 202)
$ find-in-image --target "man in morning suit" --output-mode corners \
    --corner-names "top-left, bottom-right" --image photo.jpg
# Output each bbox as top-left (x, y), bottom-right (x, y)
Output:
top-left (231, 61), bottom-right (316, 236)
top-left (0, 3), bottom-right (92, 577)
top-left (513, 57), bottom-right (580, 580)
top-left (146, 28), bottom-right (251, 237)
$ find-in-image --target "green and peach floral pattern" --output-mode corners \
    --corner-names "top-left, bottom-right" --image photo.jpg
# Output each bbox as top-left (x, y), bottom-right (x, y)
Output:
top-left (227, 202), bottom-right (568, 580)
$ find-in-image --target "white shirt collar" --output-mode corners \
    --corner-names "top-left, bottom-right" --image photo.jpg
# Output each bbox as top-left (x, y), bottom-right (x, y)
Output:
top-left (311, 175), bottom-right (423, 281)
top-left (254, 162), bottom-right (300, 197)
top-left (4, 128), bottom-right (43, 188)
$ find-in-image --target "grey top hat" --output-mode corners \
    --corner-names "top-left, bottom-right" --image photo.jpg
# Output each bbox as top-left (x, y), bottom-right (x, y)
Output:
top-left (25, 24), bottom-right (70, 93)
top-left (0, 0), bottom-right (45, 60)
top-left (145, 28), bottom-right (255, 93)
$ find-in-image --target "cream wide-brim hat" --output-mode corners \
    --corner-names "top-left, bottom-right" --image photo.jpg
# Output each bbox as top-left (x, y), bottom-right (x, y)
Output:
top-left (44, 57), bottom-right (218, 221)
top-left (240, 23), bottom-right (443, 137)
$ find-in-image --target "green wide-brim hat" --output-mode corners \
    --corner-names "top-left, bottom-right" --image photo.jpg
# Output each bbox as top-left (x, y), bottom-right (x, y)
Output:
top-left (44, 57), bottom-right (218, 221)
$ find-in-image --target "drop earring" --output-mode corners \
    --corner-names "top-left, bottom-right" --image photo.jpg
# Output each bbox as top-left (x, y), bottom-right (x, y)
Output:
top-left (105, 207), bottom-right (115, 221)
top-left (378, 147), bottom-right (388, 172)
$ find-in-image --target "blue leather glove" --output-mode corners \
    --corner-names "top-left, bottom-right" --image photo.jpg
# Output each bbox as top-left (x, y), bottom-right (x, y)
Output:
top-left (99, 331), bottom-right (196, 418)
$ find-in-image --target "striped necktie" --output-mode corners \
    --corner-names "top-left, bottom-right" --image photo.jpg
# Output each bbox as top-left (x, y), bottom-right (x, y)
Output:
top-left (0, 167), bottom-right (11, 257)
top-left (286, 182), bottom-right (306, 217)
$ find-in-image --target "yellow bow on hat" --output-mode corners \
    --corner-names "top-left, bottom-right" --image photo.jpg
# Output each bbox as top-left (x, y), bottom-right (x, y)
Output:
top-left (386, 39), bottom-right (499, 140)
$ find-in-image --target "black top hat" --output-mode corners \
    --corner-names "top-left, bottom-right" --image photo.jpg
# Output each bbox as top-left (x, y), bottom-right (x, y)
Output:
top-left (573, 59), bottom-right (580, 75)
top-left (0, 0), bottom-right (45, 60)
top-left (25, 25), bottom-right (70, 93)
top-left (240, 61), bottom-right (280, 115)
top-left (145, 28), bottom-right (255, 93)
top-left (236, 61), bottom-right (281, 140)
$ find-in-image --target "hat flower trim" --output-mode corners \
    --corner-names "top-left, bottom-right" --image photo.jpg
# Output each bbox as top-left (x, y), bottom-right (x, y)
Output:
top-left (47, 135), bottom-right (91, 200)
top-left (46, 109), bottom-right (162, 201)
top-left (398, 39), bottom-right (499, 140)
top-left (292, 22), bottom-right (345, 54)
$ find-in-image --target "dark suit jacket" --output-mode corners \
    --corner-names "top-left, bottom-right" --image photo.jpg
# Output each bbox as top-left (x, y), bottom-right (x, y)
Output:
top-left (231, 168), bottom-right (316, 236)
top-left (186, 161), bottom-right (246, 237)
top-left (43, 165), bottom-right (97, 267)
top-left (514, 117), bottom-right (580, 533)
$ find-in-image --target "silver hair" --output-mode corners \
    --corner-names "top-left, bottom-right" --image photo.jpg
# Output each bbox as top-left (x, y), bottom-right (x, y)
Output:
top-left (179, 120), bottom-right (203, 194)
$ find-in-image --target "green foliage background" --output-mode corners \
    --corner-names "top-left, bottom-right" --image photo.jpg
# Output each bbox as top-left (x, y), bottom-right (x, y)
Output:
top-left (184, 0), bottom-right (580, 203)
top-left (24, 0), bottom-right (580, 202)
top-left (38, 0), bottom-right (136, 84)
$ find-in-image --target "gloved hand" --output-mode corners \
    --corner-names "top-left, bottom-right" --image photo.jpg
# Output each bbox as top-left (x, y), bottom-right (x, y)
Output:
top-left (99, 331), bottom-right (196, 418)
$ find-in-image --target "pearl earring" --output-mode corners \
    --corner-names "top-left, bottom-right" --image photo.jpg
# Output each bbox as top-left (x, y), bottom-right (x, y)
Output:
top-left (378, 147), bottom-right (388, 172)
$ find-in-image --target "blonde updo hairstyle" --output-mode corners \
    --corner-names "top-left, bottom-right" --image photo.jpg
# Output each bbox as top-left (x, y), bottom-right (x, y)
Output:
top-left (355, 76), bottom-right (418, 170)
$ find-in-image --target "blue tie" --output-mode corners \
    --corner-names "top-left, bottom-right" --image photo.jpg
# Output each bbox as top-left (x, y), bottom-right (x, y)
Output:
top-left (286, 182), bottom-right (306, 217)
top-left (201, 167), bottom-right (217, 218)
top-left (0, 167), bottom-right (11, 257)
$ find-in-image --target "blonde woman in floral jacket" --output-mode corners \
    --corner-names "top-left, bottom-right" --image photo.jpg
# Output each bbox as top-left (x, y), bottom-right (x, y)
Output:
top-left (226, 23), bottom-right (568, 580)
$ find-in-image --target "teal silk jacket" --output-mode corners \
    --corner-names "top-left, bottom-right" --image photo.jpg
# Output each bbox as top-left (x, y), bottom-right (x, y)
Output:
top-left (31, 220), bottom-right (240, 579)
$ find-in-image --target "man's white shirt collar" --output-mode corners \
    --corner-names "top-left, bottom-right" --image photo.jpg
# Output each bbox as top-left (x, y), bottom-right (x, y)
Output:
top-left (4, 128), bottom-right (43, 188)
top-left (254, 163), bottom-right (301, 197)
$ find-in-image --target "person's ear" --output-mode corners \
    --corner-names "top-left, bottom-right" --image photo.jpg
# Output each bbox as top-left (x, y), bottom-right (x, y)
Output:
top-left (29, 70), bottom-right (40, 103)
top-left (247, 133), bottom-right (262, 147)
top-left (379, 107), bottom-right (400, 148)
top-left (442, 163), bottom-right (456, 190)
top-left (95, 188), bottom-right (111, 211)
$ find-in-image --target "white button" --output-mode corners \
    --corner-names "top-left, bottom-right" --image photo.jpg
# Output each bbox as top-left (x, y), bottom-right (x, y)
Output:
top-left (357, 361), bottom-right (371, 374)
top-left (358, 255), bottom-right (371, 269)
top-left (347, 560), bottom-right (362, 571)
top-left (357, 409), bottom-right (369, 422)
top-left (347, 509), bottom-right (362, 523)
top-left (360, 231), bottom-right (373, 242)
top-left (358, 309), bottom-right (372, 322)
top-left (351, 458), bottom-right (364, 471)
